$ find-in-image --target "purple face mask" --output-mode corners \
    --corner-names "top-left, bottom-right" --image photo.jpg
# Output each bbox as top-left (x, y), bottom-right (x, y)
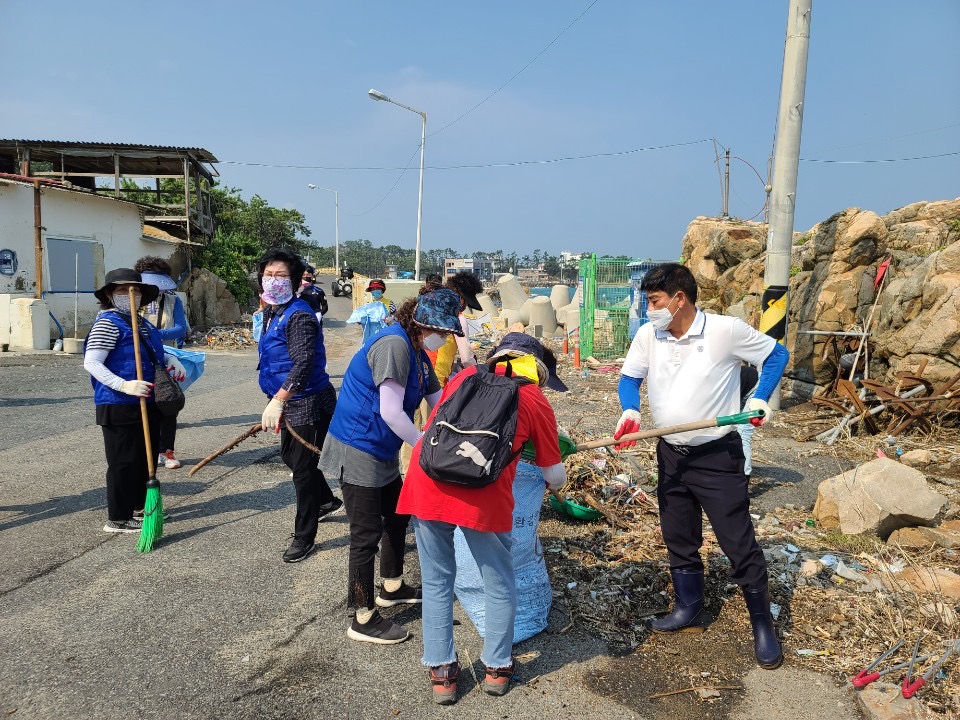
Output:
top-left (261, 276), bottom-right (293, 305)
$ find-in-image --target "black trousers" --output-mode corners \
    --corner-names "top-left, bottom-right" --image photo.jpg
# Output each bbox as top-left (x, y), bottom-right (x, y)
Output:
top-left (158, 412), bottom-right (178, 454)
top-left (101, 406), bottom-right (160, 521)
top-left (656, 432), bottom-right (768, 591)
top-left (279, 416), bottom-right (336, 543)
top-left (341, 476), bottom-right (409, 610)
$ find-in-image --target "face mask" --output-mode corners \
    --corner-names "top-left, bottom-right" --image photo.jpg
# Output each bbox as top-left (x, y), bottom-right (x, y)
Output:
top-left (648, 294), bottom-right (679, 331)
top-left (371, 290), bottom-right (384, 300)
top-left (422, 332), bottom-right (447, 352)
top-left (261, 276), bottom-right (293, 305)
top-left (112, 292), bottom-right (140, 314)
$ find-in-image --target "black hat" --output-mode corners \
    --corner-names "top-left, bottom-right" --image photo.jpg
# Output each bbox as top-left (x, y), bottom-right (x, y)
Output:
top-left (486, 332), bottom-right (568, 392)
top-left (94, 268), bottom-right (160, 305)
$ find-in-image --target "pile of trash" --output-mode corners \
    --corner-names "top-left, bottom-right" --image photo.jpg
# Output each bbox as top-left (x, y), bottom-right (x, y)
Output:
top-left (192, 326), bottom-right (256, 350)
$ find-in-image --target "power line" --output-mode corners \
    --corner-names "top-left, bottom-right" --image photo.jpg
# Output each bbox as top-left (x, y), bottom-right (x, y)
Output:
top-left (800, 149), bottom-right (960, 164)
top-left (428, 0), bottom-right (601, 139)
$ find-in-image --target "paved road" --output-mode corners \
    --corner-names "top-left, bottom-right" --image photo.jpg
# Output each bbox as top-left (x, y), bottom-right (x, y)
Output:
top-left (0, 284), bottom-right (860, 720)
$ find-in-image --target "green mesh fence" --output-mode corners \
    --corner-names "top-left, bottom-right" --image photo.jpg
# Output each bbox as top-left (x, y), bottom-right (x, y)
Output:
top-left (578, 255), bottom-right (632, 360)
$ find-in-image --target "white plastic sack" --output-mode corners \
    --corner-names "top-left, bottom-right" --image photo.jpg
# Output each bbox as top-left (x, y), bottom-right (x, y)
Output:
top-left (454, 462), bottom-right (552, 643)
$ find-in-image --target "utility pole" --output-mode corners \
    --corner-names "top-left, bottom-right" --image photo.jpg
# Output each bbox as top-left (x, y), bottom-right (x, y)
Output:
top-left (760, 0), bottom-right (812, 408)
top-left (722, 148), bottom-right (731, 219)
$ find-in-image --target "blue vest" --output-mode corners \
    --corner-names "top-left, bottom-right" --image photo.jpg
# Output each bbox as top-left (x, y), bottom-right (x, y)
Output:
top-left (257, 298), bottom-right (330, 399)
top-left (329, 323), bottom-right (430, 462)
top-left (85, 311), bottom-right (165, 406)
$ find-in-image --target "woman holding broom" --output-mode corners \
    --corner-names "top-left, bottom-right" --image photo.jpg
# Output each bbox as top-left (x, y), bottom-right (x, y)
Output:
top-left (83, 268), bottom-right (177, 533)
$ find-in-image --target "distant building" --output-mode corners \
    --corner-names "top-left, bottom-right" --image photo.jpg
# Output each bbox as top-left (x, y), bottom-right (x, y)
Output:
top-left (560, 250), bottom-right (583, 265)
top-left (517, 267), bottom-right (547, 284)
top-left (444, 257), bottom-right (493, 281)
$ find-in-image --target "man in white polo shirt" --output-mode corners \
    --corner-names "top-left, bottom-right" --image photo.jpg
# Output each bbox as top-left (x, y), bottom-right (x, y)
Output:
top-left (615, 263), bottom-right (789, 669)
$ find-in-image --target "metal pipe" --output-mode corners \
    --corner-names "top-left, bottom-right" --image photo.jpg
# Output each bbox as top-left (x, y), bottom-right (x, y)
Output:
top-left (33, 180), bottom-right (43, 299)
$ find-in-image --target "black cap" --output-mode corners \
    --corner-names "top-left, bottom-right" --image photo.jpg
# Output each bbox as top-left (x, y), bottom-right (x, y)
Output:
top-left (486, 332), bottom-right (568, 392)
top-left (94, 268), bottom-right (160, 305)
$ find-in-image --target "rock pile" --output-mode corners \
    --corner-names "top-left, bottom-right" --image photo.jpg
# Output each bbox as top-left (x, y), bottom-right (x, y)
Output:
top-left (679, 198), bottom-right (960, 396)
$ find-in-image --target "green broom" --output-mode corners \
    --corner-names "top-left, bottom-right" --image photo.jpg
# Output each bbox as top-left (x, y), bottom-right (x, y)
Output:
top-left (129, 286), bottom-right (164, 553)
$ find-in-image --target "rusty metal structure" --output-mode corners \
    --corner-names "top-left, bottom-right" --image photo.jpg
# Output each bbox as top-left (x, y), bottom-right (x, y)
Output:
top-left (0, 139), bottom-right (218, 243)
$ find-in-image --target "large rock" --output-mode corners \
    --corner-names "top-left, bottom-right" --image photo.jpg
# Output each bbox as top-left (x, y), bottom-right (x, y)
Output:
top-left (680, 198), bottom-right (960, 395)
top-left (813, 458), bottom-right (948, 538)
top-left (883, 566), bottom-right (960, 601)
top-left (182, 268), bottom-right (242, 328)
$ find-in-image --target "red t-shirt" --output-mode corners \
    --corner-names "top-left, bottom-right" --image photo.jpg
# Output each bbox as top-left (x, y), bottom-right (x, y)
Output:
top-left (396, 365), bottom-right (562, 533)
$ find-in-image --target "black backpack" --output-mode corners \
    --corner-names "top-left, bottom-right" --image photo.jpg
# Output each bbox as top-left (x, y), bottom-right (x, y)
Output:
top-left (419, 365), bottom-right (530, 488)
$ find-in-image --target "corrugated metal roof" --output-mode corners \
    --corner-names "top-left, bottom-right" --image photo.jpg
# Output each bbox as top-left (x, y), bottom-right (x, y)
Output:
top-left (0, 140), bottom-right (217, 163)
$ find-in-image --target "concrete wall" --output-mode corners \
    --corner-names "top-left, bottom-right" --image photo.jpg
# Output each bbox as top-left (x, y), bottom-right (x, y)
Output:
top-left (0, 182), bottom-right (179, 345)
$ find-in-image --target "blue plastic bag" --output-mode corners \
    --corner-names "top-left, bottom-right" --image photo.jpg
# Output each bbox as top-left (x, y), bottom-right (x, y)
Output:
top-left (252, 311), bottom-right (264, 343)
top-left (164, 346), bottom-right (206, 391)
top-left (347, 301), bottom-right (388, 344)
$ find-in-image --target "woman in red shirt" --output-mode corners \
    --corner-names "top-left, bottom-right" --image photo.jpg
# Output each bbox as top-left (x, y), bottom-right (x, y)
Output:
top-left (396, 333), bottom-right (568, 704)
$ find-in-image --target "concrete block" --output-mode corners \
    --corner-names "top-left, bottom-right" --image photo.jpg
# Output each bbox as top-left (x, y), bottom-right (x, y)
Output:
top-left (10, 298), bottom-right (50, 350)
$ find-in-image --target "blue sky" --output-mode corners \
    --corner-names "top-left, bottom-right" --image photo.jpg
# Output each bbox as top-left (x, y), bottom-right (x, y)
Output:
top-left (5, 1), bottom-right (958, 260)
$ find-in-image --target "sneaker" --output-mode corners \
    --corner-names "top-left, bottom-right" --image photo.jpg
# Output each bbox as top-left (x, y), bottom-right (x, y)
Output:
top-left (282, 536), bottom-right (316, 563)
top-left (376, 581), bottom-right (423, 608)
top-left (483, 658), bottom-right (516, 697)
top-left (317, 497), bottom-right (343, 521)
top-left (429, 661), bottom-right (460, 705)
top-left (103, 519), bottom-right (140, 534)
top-left (161, 450), bottom-right (181, 469)
top-left (346, 610), bottom-right (410, 645)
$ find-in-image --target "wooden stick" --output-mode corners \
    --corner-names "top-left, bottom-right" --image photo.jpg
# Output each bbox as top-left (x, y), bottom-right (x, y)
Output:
top-left (188, 424), bottom-right (262, 476)
top-left (649, 685), bottom-right (743, 700)
top-left (574, 416), bottom-right (738, 452)
top-left (848, 268), bottom-right (888, 382)
top-left (129, 286), bottom-right (156, 477)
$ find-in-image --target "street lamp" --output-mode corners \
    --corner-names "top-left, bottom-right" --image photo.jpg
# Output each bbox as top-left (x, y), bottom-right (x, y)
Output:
top-left (306, 184), bottom-right (340, 273)
top-left (368, 88), bottom-right (426, 281)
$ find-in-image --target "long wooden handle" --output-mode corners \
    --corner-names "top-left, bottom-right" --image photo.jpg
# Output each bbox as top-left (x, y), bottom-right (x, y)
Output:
top-left (573, 409), bottom-right (764, 452)
top-left (188, 424), bottom-right (262, 476)
top-left (129, 287), bottom-right (156, 476)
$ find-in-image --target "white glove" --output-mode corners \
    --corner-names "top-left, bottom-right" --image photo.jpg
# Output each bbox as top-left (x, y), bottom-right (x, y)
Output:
top-left (542, 463), bottom-right (567, 491)
top-left (614, 409), bottom-right (642, 448)
top-left (164, 354), bottom-right (187, 383)
top-left (119, 380), bottom-right (153, 397)
top-left (261, 397), bottom-right (286, 433)
top-left (746, 398), bottom-right (772, 426)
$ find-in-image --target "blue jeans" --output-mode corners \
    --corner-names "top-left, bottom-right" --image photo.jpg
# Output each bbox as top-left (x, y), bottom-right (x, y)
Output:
top-left (412, 518), bottom-right (515, 669)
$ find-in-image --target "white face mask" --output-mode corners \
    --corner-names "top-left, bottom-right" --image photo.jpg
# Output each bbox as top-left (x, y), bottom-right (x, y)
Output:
top-left (113, 292), bottom-right (141, 314)
top-left (648, 294), bottom-right (679, 331)
top-left (422, 332), bottom-right (448, 352)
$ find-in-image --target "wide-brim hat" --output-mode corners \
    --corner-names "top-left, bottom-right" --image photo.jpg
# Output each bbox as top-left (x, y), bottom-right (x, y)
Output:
top-left (414, 288), bottom-right (464, 336)
top-left (366, 279), bottom-right (386, 292)
top-left (486, 332), bottom-right (568, 392)
top-left (94, 268), bottom-right (160, 305)
top-left (139, 271), bottom-right (177, 292)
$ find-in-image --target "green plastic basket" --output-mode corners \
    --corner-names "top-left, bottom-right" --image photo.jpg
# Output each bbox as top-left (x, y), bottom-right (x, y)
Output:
top-left (548, 493), bottom-right (603, 521)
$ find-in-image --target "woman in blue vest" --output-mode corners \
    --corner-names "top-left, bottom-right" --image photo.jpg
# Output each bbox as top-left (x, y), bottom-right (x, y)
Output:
top-left (322, 288), bottom-right (463, 644)
top-left (257, 248), bottom-right (342, 564)
top-left (83, 268), bottom-right (167, 534)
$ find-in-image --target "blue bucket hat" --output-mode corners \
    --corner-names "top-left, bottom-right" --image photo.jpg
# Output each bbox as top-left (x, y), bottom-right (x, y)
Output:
top-left (414, 288), bottom-right (464, 336)
top-left (486, 332), bottom-right (568, 392)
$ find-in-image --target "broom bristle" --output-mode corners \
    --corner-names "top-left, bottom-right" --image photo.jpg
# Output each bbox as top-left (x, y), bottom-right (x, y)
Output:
top-left (136, 482), bottom-right (164, 553)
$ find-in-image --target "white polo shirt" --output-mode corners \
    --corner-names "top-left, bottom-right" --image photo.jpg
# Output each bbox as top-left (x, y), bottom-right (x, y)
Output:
top-left (621, 309), bottom-right (775, 446)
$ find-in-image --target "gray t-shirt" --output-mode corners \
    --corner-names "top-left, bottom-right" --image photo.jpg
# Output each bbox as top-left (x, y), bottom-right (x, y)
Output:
top-left (320, 334), bottom-right (440, 488)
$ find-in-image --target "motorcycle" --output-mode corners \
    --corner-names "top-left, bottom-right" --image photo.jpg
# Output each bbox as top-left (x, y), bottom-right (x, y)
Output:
top-left (331, 267), bottom-right (354, 297)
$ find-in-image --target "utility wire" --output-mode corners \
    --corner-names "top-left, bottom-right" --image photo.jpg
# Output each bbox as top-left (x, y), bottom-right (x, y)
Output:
top-left (347, 145), bottom-right (422, 216)
top-left (800, 149), bottom-right (960, 164)
top-left (427, 0), bottom-right (601, 139)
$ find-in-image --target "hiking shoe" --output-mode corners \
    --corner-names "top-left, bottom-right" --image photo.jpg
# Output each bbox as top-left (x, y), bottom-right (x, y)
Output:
top-left (282, 536), bottom-right (315, 563)
top-left (103, 519), bottom-right (140, 534)
top-left (161, 450), bottom-right (181, 469)
top-left (376, 581), bottom-right (423, 608)
top-left (317, 497), bottom-right (343, 521)
top-left (346, 611), bottom-right (410, 645)
top-left (429, 661), bottom-right (460, 705)
top-left (483, 658), bottom-right (516, 696)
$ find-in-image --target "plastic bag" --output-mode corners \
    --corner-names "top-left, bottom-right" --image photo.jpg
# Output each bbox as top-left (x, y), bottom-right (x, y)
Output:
top-left (252, 311), bottom-right (264, 343)
top-left (454, 462), bottom-right (552, 642)
top-left (347, 301), bottom-right (388, 344)
top-left (163, 346), bottom-right (206, 391)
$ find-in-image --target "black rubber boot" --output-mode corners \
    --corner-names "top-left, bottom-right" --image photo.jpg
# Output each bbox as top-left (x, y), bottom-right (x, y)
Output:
top-left (650, 569), bottom-right (705, 634)
top-left (743, 587), bottom-right (783, 669)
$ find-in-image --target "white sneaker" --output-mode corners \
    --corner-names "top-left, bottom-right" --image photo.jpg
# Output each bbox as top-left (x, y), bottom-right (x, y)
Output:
top-left (161, 450), bottom-right (182, 469)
